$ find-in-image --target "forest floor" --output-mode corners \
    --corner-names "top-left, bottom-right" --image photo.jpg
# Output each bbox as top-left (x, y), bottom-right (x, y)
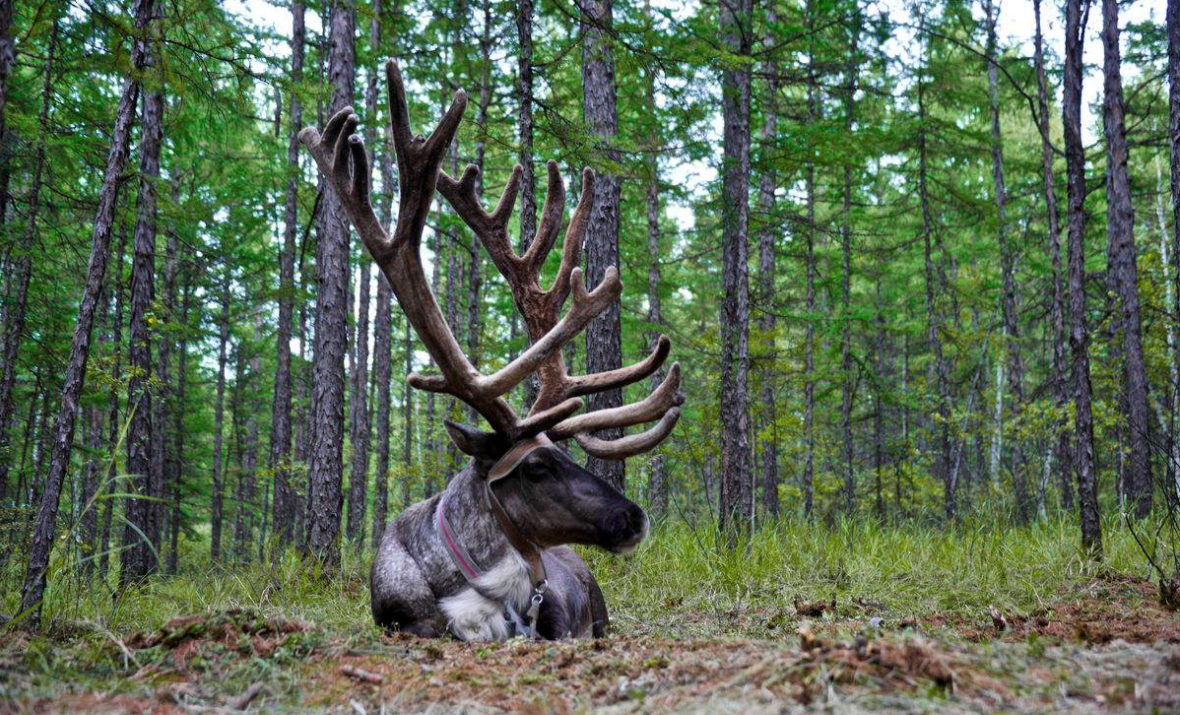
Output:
top-left (2, 521), bottom-right (1179, 713)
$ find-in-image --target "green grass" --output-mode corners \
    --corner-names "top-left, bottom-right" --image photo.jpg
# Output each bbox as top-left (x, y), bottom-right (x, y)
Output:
top-left (2, 513), bottom-right (1152, 640)
top-left (587, 515), bottom-right (1150, 636)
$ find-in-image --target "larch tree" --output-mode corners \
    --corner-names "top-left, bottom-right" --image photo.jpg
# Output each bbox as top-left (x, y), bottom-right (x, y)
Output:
top-left (840, 4), bottom-right (860, 514)
top-left (1033, 0), bottom-right (1072, 510)
top-left (581, 0), bottom-right (625, 492)
top-left (211, 272), bottom-right (231, 561)
top-left (20, 0), bottom-right (155, 626)
top-left (123, 80), bottom-right (166, 585)
top-left (756, 4), bottom-right (779, 519)
top-left (271, 0), bottom-right (305, 544)
top-left (1170, 0), bottom-right (1180, 420)
top-left (308, 0), bottom-right (356, 564)
top-left (718, 0), bottom-right (753, 538)
top-left (1101, 0), bottom-right (1152, 518)
top-left (984, 0), bottom-right (1028, 520)
top-left (1064, 0), bottom-right (1102, 555)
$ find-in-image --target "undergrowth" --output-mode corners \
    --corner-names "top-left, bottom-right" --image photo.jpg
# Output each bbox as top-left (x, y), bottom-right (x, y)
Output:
top-left (0, 513), bottom-right (1151, 639)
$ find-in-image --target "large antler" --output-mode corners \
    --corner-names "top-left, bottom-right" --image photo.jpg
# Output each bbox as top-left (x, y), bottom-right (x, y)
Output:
top-left (299, 60), bottom-right (614, 441)
top-left (437, 160), bottom-right (684, 459)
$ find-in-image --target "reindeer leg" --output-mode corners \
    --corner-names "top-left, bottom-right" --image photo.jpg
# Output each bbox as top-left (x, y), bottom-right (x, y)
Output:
top-left (370, 532), bottom-right (445, 637)
top-left (536, 547), bottom-right (609, 639)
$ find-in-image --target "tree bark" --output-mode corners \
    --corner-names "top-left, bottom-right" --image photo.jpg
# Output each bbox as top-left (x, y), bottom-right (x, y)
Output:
top-left (840, 8), bottom-right (860, 514)
top-left (308, 0), bottom-right (355, 565)
top-left (211, 274), bottom-right (230, 562)
top-left (167, 276), bottom-right (190, 574)
top-left (271, 0), bottom-right (304, 546)
top-left (1034, 0), bottom-right (1073, 511)
top-left (348, 259), bottom-right (371, 543)
top-left (19, 0), bottom-right (153, 626)
top-left (369, 0), bottom-right (392, 547)
top-left (719, 0), bottom-right (753, 539)
top-left (0, 0), bottom-right (14, 165)
top-left (755, 6), bottom-right (779, 520)
top-left (916, 27), bottom-right (952, 520)
top-left (1169, 0), bottom-right (1180, 490)
top-left (985, 0), bottom-right (1029, 521)
top-left (242, 314), bottom-right (263, 559)
top-left (1101, 0), bottom-right (1152, 518)
top-left (402, 318), bottom-right (413, 509)
top-left (644, 40), bottom-right (668, 521)
top-left (517, 0), bottom-right (536, 255)
top-left (122, 83), bottom-right (165, 586)
top-left (0, 8), bottom-right (54, 498)
top-left (1064, 0), bottom-right (1102, 556)
top-left (581, 0), bottom-right (625, 492)
top-left (100, 223), bottom-right (129, 581)
top-left (802, 0), bottom-right (819, 519)
top-left (155, 180), bottom-right (180, 569)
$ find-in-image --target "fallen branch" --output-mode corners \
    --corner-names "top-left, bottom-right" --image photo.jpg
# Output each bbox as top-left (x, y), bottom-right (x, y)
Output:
top-left (229, 682), bottom-right (264, 710)
top-left (341, 665), bottom-right (384, 684)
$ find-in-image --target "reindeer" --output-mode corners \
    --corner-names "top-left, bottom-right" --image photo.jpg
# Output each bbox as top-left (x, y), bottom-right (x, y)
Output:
top-left (299, 60), bottom-right (683, 641)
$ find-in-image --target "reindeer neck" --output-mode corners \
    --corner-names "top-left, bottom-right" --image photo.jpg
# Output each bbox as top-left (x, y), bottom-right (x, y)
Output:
top-left (437, 463), bottom-right (517, 574)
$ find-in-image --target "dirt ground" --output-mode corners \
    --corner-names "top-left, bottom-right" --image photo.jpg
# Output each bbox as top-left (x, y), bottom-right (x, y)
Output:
top-left (3, 574), bottom-right (1179, 714)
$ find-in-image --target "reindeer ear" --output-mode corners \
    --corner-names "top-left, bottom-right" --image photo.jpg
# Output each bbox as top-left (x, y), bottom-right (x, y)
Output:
top-left (444, 421), bottom-right (510, 463)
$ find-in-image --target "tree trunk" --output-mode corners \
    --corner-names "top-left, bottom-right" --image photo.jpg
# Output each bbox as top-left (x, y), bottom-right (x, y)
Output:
top-left (402, 318), bottom-right (413, 509)
top-left (840, 9), bottom-right (860, 514)
top-left (167, 277), bottom-right (190, 574)
top-left (517, 0), bottom-right (536, 255)
top-left (424, 229), bottom-right (440, 498)
top-left (756, 6), bottom-right (779, 520)
top-left (19, 0), bottom-right (153, 625)
top-left (100, 222), bottom-right (129, 581)
top-left (348, 259), bottom-right (371, 543)
top-left (1034, 0), bottom-right (1073, 511)
top-left (1064, 0), bottom-right (1102, 556)
top-left (308, 0), bottom-right (355, 565)
top-left (0, 0), bottom-right (15, 162)
top-left (469, 0), bottom-right (491, 389)
top-left (802, 0), bottom-right (818, 519)
top-left (271, 0), bottom-right (304, 546)
top-left (122, 83), bottom-right (164, 586)
top-left (211, 275), bottom-right (230, 562)
top-left (242, 314), bottom-right (262, 559)
top-left (719, 0), bottom-right (752, 539)
top-left (581, 0), bottom-right (625, 492)
top-left (155, 180), bottom-right (180, 569)
top-left (372, 272), bottom-right (392, 543)
top-left (874, 276), bottom-right (886, 519)
top-left (641, 29), bottom-right (670, 521)
top-left (369, 0), bottom-right (392, 547)
top-left (231, 338), bottom-right (247, 560)
top-left (985, 0), bottom-right (1029, 521)
top-left (917, 31), bottom-right (952, 520)
top-left (1169, 0), bottom-right (1180, 491)
top-left (1101, 0), bottom-right (1152, 518)
top-left (0, 7), bottom-right (54, 497)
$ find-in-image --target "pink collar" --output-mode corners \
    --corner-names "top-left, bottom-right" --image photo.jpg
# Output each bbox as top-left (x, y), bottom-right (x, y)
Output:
top-left (436, 497), bottom-right (482, 581)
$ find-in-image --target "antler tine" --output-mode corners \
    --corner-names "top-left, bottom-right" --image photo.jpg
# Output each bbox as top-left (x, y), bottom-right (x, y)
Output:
top-left (299, 107), bottom-right (391, 260)
top-left (520, 161), bottom-right (567, 274)
top-left (386, 59), bottom-right (467, 251)
top-left (565, 335), bottom-right (671, 398)
top-left (575, 407), bottom-right (681, 459)
top-left (437, 163), bottom-right (524, 280)
top-left (477, 266), bottom-right (620, 397)
top-left (547, 363), bottom-right (684, 441)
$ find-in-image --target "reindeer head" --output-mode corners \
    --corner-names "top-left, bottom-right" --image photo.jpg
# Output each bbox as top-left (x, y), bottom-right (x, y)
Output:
top-left (300, 60), bottom-right (682, 555)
